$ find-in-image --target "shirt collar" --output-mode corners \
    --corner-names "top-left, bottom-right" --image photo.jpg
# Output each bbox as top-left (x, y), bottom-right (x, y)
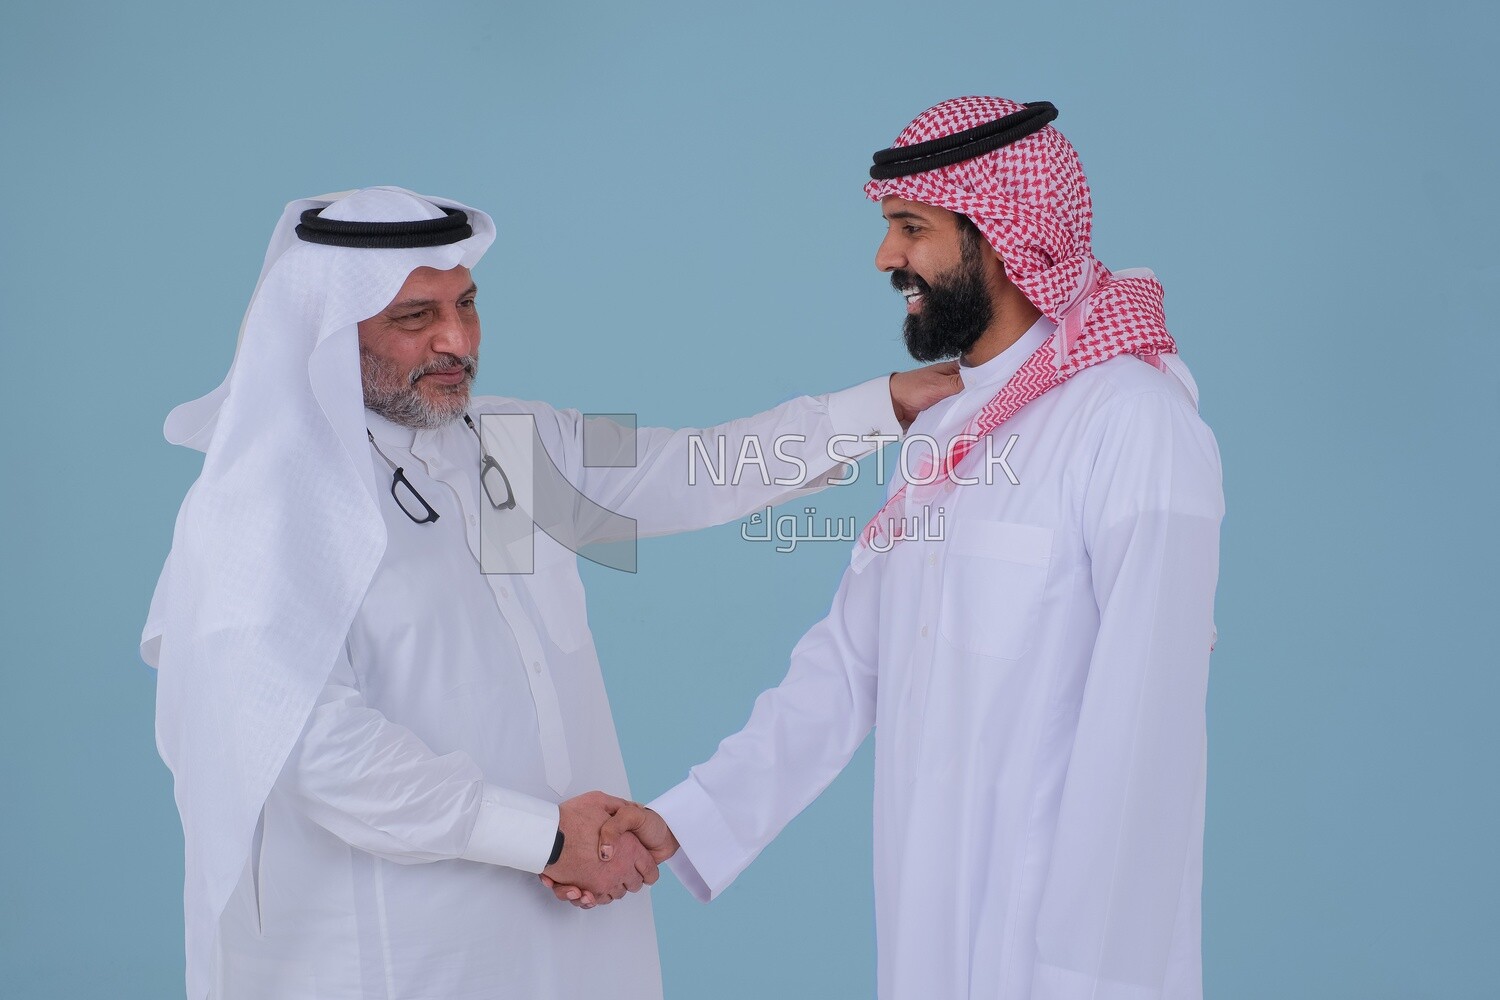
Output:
top-left (956, 314), bottom-right (1056, 395)
top-left (905, 316), bottom-right (1057, 443)
top-left (365, 409), bottom-right (418, 449)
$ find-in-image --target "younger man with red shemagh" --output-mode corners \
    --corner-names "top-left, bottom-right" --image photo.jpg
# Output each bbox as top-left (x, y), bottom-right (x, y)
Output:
top-left (574, 97), bottom-right (1225, 1000)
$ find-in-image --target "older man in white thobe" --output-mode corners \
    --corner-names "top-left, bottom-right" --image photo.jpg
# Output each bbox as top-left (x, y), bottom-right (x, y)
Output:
top-left (579, 98), bottom-right (1225, 1000)
top-left (140, 186), bottom-right (957, 1000)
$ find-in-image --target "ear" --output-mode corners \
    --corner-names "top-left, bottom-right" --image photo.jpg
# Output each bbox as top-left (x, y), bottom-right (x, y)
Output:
top-left (984, 248), bottom-right (1013, 290)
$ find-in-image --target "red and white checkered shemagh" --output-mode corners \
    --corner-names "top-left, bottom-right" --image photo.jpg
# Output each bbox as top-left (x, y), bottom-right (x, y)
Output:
top-left (853, 96), bottom-right (1178, 568)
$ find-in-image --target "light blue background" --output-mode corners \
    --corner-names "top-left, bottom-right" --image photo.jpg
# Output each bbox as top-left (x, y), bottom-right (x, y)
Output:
top-left (3, 2), bottom-right (1496, 997)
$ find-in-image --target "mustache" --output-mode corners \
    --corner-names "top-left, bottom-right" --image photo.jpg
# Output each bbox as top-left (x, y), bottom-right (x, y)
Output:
top-left (407, 355), bottom-right (478, 384)
top-left (890, 269), bottom-right (930, 294)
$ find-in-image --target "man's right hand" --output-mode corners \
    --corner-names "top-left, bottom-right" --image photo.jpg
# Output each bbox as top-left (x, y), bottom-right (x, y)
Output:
top-left (540, 791), bottom-right (660, 907)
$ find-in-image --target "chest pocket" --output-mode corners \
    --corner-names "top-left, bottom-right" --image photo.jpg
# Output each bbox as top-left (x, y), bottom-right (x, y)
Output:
top-left (938, 518), bottom-right (1053, 661)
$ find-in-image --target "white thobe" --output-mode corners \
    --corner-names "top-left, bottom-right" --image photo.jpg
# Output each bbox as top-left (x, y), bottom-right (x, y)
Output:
top-left (211, 378), bottom-right (901, 1000)
top-left (653, 319), bottom-right (1224, 1000)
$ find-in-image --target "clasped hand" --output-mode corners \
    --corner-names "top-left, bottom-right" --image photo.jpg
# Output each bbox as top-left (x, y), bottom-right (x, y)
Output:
top-left (539, 790), bottom-right (679, 909)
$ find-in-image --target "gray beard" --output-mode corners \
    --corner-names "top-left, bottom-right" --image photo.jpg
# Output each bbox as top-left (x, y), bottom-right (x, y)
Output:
top-left (361, 349), bottom-right (476, 429)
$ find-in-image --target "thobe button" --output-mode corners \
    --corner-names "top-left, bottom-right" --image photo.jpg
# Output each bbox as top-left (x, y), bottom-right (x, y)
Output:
top-left (468, 514), bottom-right (477, 525)
top-left (920, 625), bottom-right (929, 637)
top-left (532, 661), bottom-right (542, 674)
top-left (928, 553), bottom-right (937, 566)
top-left (499, 587), bottom-right (510, 599)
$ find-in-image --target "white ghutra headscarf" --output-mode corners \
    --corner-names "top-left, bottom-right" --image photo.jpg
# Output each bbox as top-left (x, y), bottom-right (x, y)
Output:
top-left (140, 187), bottom-right (495, 999)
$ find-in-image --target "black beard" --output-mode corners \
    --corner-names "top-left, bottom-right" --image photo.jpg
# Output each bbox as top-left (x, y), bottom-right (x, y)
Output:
top-left (894, 240), bottom-right (993, 363)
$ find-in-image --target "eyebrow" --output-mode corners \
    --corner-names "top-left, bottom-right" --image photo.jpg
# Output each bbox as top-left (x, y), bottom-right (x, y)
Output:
top-left (387, 284), bottom-right (478, 311)
top-left (883, 210), bottom-right (928, 222)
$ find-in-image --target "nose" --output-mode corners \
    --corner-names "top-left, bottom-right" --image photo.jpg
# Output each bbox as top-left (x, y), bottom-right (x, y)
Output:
top-left (428, 309), bottom-right (475, 359)
top-left (875, 231), bottom-right (905, 273)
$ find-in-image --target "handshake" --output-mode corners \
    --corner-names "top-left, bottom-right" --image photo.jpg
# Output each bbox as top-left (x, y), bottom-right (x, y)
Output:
top-left (538, 791), bottom-right (680, 909)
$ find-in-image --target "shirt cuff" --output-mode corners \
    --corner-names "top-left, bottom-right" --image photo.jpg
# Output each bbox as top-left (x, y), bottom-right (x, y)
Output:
top-left (663, 850), bottom-right (713, 903)
top-left (648, 778), bottom-right (749, 903)
top-left (825, 375), bottom-right (902, 442)
top-left (460, 785), bottom-right (561, 873)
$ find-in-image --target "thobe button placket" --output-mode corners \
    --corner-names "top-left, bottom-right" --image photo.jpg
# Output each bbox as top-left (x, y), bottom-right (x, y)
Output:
top-left (486, 581), bottom-right (572, 795)
top-left (417, 428), bottom-right (573, 796)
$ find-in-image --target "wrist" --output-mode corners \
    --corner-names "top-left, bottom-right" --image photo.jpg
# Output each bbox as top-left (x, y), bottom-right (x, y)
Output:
top-left (647, 808), bottom-right (681, 860)
top-left (888, 372), bottom-right (915, 428)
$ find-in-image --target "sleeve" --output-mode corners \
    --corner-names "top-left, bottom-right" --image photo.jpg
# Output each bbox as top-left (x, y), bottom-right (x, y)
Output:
top-left (564, 375), bottom-right (901, 543)
top-left (281, 645), bottom-right (560, 873)
top-left (647, 559), bottom-right (883, 901)
top-left (1031, 390), bottom-right (1224, 999)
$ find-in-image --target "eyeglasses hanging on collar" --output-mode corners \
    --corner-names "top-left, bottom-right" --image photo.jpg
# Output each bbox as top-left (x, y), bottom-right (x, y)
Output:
top-left (464, 414), bottom-right (517, 512)
top-left (367, 431), bottom-right (442, 524)
top-left (366, 414), bottom-right (517, 526)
